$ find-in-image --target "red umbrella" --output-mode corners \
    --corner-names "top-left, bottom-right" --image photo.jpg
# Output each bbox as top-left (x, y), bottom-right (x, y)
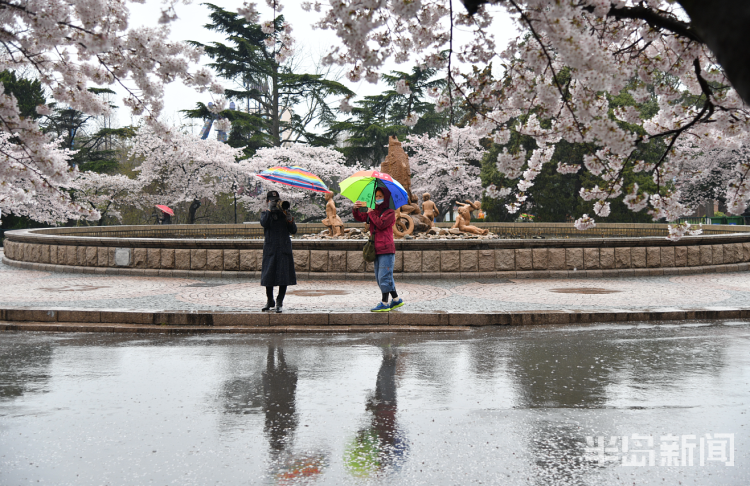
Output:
top-left (155, 205), bottom-right (174, 216)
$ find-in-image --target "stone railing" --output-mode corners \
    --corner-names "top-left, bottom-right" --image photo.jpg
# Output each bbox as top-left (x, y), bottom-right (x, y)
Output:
top-left (4, 223), bottom-right (750, 279)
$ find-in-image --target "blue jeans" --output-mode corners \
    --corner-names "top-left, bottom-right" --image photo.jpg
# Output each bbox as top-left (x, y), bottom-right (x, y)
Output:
top-left (374, 253), bottom-right (396, 294)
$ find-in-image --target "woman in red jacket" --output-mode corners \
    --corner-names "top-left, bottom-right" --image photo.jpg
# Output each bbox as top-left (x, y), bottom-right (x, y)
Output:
top-left (353, 186), bottom-right (405, 312)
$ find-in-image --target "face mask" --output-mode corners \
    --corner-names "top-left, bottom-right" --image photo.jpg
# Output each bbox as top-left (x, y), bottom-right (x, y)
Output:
top-left (375, 198), bottom-right (384, 205)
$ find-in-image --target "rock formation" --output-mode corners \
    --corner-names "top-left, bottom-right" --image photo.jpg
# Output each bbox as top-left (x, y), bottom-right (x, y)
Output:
top-left (380, 136), bottom-right (413, 202)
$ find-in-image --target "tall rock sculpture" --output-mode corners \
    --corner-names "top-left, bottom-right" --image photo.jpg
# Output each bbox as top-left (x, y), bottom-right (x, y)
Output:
top-left (380, 136), bottom-right (414, 203)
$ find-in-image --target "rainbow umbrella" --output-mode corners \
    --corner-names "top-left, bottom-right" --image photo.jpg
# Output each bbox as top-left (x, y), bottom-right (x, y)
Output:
top-left (256, 166), bottom-right (331, 193)
top-left (339, 170), bottom-right (409, 209)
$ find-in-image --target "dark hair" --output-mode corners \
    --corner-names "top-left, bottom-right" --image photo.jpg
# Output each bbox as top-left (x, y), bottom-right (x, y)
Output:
top-left (375, 188), bottom-right (384, 197)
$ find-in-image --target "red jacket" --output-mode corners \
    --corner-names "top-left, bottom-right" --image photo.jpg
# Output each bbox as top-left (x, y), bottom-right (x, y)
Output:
top-left (353, 186), bottom-right (396, 255)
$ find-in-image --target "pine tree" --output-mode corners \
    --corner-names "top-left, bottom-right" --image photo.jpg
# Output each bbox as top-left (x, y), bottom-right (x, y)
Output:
top-left (185, 4), bottom-right (353, 151)
top-left (0, 71), bottom-right (45, 119)
top-left (43, 88), bottom-right (135, 173)
top-left (328, 66), bottom-right (450, 166)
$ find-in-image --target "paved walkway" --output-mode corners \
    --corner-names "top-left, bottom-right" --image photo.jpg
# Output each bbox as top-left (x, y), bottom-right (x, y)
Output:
top-left (3, 250), bottom-right (750, 315)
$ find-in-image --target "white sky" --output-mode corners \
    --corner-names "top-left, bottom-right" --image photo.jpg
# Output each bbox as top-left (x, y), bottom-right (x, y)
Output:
top-left (121, 1), bottom-right (518, 134)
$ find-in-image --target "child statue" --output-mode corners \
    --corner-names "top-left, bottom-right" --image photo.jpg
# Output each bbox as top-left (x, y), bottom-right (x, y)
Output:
top-left (452, 200), bottom-right (489, 235)
top-left (421, 193), bottom-right (440, 228)
top-left (322, 192), bottom-right (345, 237)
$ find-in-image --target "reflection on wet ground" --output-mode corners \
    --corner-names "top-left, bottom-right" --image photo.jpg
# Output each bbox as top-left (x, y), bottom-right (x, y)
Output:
top-left (0, 322), bottom-right (748, 485)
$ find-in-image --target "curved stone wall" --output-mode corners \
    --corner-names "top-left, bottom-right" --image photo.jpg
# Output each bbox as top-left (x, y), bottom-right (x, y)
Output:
top-left (4, 224), bottom-right (750, 279)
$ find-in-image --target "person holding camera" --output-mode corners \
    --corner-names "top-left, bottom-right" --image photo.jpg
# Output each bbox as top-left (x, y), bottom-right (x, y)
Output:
top-left (260, 190), bottom-right (297, 313)
top-left (353, 186), bottom-right (404, 312)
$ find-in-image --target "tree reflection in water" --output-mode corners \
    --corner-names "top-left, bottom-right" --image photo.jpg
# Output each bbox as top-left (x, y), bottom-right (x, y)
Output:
top-left (345, 345), bottom-right (409, 478)
top-left (0, 334), bottom-right (54, 401)
top-left (506, 328), bottom-right (729, 486)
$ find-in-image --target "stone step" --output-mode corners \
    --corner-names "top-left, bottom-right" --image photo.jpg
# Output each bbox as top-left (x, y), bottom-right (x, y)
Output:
top-left (1, 307), bottom-right (748, 332)
top-left (0, 321), bottom-right (471, 333)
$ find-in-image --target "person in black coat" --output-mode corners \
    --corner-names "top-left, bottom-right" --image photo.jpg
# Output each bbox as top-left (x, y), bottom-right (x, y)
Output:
top-left (260, 190), bottom-right (297, 313)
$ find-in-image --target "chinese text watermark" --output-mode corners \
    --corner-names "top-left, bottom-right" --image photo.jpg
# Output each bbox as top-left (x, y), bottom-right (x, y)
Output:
top-left (584, 434), bottom-right (734, 467)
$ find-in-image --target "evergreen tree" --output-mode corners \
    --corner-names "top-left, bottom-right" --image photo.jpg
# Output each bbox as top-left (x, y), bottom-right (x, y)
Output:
top-left (329, 66), bottom-right (450, 166)
top-left (185, 4), bottom-right (353, 151)
top-left (0, 70), bottom-right (45, 119)
top-left (43, 88), bottom-right (135, 173)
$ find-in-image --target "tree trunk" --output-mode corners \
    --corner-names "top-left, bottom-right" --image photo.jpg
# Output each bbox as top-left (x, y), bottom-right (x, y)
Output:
top-left (272, 66), bottom-right (281, 146)
top-left (188, 199), bottom-right (201, 224)
top-left (676, 1), bottom-right (750, 106)
top-left (436, 204), bottom-right (450, 222)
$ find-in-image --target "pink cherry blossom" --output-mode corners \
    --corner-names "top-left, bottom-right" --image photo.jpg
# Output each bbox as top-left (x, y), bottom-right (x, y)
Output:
top-left (574, 214), bottom-right (597, 231)
top-left (238, 145), bottom-right (364, 220)
top-left (0, 0), bottom-right (224, 224)
top-left (404, 126), bottom-right (486, 215)
top-left (131, 128), bottom-right (245, 209)
top-left (308, 0), bottom-right (750, 238)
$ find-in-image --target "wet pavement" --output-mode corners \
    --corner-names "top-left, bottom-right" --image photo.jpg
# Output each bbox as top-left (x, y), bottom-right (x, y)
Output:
top-left (1, 322), bottom-right (748, 485)
top-left (6, 253), bottom-right (750, 314)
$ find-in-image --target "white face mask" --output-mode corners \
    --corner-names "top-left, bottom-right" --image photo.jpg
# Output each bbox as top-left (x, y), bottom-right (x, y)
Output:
top-left (375, 198), bottom-right (384, 205)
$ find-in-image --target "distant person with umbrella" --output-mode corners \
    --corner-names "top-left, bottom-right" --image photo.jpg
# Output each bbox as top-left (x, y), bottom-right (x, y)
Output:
top-left (256, 166), bottom-right (332, 314)
top-left (260, 190), bottom-right (297, 313)
top-left (343, 171), bottom-right (407, 312)
top-left (155, 205), bottom-right (173, 225)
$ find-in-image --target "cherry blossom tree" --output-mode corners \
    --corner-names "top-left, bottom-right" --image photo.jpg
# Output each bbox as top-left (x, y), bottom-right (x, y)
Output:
top-left (0, 132), bottom-right (99, 224)
top-left (404, 125), bottom-right (485, 216)
top-left (0, 0), bottom-right (225, 224)
top-left (307, 0), bottom-right (750, 237)
top-left (679, 145), bottom-right (750, 215)
top-left (131, 128), bottom-right (245, 223)
top-left (70, 171), bottom-right (143, 225)
top-left (238, 144), bottom-right (364, 221)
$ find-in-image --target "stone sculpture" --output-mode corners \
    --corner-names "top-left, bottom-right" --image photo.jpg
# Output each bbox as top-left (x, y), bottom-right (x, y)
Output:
top-left (452, 200), bottom-right (489, 235)
top-left (381, 135), bottom-right (424, 238)
top-left (380, 136), bottom-right (414, 202)
top-left (379, 136), bottom-right (446, 238)
top-left (392, 206), bottom-right (412, 238)
top-left (405, 196), bottom-right (432, 233)
top-left (322, 192), bottom-right (345, 237)
top-left (421, 193), bottom-right (440, 229)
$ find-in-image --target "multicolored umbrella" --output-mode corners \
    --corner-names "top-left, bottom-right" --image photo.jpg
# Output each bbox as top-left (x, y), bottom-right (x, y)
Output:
top-left (339, 170), bottom-right (409, 209)
top-left (273, 453), bottom-right (327, 484)
top-left (154, 205), bottom-right (174, 216)
top-left (256, 166), bottom-right (331, 193)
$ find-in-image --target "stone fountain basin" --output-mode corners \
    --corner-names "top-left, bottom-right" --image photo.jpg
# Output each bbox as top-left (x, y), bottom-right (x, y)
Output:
top-left (4, 223), bottom-right (750, 279)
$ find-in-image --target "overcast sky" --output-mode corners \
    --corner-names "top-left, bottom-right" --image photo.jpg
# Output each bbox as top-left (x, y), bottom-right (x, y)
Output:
top-left (121, 1), bottom-right (517, 134)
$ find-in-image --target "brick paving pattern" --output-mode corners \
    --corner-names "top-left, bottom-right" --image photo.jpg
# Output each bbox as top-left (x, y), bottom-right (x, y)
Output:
top-left (451, 279), bottom-right (731, 308)
top-left (176, 281), bottom-right (453, 310)
top-left (3, 250), bottom-right (750, 313)
top-left (9, 276), bottom-right (200, 302)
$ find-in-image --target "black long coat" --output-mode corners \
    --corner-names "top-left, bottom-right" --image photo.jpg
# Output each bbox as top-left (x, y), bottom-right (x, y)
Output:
top-left (260, 210), bottom-right (297, 287)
